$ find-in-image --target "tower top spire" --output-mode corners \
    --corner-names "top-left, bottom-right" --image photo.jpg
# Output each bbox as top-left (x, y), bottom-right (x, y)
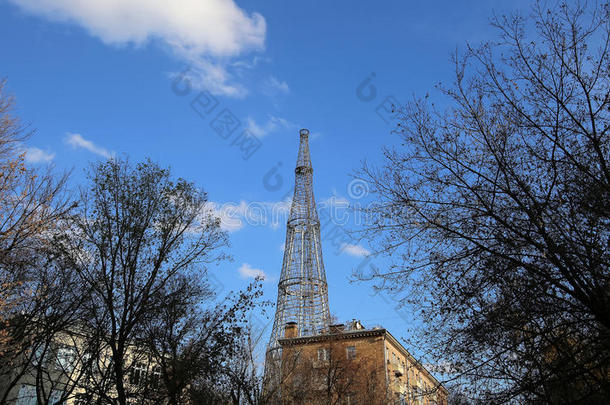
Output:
top-left (296, 128), bottom-right (312, 173)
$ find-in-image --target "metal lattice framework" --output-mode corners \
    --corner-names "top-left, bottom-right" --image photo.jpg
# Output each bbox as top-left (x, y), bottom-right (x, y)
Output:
top-left (266, 128), bottom-right (331, 360)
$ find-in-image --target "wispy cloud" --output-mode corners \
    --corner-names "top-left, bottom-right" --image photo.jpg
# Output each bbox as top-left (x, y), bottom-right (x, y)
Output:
top-left (205, 201), bottom-right (248, 233)
top-left (204, 193), bottom-right (368, 234)
top-left (231, 55), bottom-right (269, 70)
top-left (205, 200), bottom-right (292, 232)
top-left (246, 115), bottom-right (295, 138)
top-left (340, 243), bottom-right (371, 258)
top-left (261, 75), bottom-right (290, 99)
top-left (65, 133), bottom-right (114, 159)
top-left (320, 195), bottom-right (350, 208)
top-left (22, 147), bottom-right (55, 163)
top-left (206, 195), bottom-right (367, 233)
top-left (238, 263), bottom-right (268, 281)
top-left (8, 0), bottom-right (266, 98)
top-left (172, 58), bottom-right (248, 98)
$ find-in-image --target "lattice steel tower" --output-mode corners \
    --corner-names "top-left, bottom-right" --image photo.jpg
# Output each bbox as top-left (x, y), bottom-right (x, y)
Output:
top-left (266, 128), bottom-right (331, 360)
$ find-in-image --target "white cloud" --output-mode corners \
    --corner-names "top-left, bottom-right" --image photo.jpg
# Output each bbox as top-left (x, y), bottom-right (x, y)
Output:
top-left (246, 115), bottom-right (294, 138)
top-left (173, 58), bottom-right (248, 98)
top-left (206, 195), bottom-right (363, 235)
top-left (245, 118), bottom-right (266, 138)
top-left (319, 195), bottom-right (350, 209)
top-left (340, 243), bottom-right (371, 258)
top-left (206, 201), bottom-right (247, 232)
top-left (65, 133), bottom-right (114, 159)
top-left (238, 263), bottom-right (268, 280)
top-left (231, 55), bottom-right (269, 70)
top-left (8, 0), bottom-right (266, 97)
top-left (205, 199), bottom-right (292, 232)
top-left (261, 75), bottom-right (290, 98)
top-left (22, 147), bottom-right (55, 163)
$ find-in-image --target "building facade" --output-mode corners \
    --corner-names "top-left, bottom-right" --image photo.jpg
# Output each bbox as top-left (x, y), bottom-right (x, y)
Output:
top-left (279, 321), bottom-right (448, 405)
top-left (0, 328), bottom-right (166, 405)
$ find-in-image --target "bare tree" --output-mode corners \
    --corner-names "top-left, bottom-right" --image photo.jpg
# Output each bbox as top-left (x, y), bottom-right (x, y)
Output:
top-left (0, 78), bottom-right (71, 349)
top-left (281, 341), bottom-right (386, 405)
top-left (0, 263), bottom-right (93, 405)
top-left (218, 320), bottom-right (281, 405)
top-left (222, 328), bottom-right (266, 405)
top-left (53, 157), bottom-right (228, 405)
top-left (0, 79), bottom-right (78, 404)
top-left (145, 279), bottom-right (265, 405)
top-left (358, 1), bottom-right (610, 403)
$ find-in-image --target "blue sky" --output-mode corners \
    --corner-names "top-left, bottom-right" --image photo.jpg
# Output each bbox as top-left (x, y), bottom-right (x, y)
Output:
top-left (1, 0), bottom-right (532, 361)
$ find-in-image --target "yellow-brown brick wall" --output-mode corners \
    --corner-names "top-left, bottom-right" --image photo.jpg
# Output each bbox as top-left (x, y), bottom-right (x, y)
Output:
top-left (280, 334), bottom-right (387, 404)
top-left (279, 330), bottom-right (448, 405)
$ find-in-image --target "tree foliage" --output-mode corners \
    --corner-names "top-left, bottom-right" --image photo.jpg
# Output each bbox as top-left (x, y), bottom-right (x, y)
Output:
top-left (0, 79), bottom-right (76, 404)
top-left (145, 279), bottom-right (265, 405)
top-left (281, 341), bottom-right (387, 405)
top-left (53, 157), bottom-right (230, 405)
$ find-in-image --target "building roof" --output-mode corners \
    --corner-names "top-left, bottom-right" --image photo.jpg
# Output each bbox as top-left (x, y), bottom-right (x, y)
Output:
top-left (278, 327), bottom-right (386, 346)
top-left (278, 325), bottom-right (448, 394)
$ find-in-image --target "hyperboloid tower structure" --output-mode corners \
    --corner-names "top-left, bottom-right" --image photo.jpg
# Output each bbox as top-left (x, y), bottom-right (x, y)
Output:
top-left (266, 128), bottom-right (331, 363)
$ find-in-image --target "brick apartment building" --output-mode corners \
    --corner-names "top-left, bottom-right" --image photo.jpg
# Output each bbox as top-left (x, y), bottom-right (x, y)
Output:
top-left (279, 320), bottom-right (448, 405)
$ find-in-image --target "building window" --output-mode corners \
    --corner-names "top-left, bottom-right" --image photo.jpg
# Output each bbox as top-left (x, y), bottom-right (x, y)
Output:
top-left (346, 345), bottom-right (356, 360)
top-left (49, 390), bottom-right (63, 405)
top-left (317, 348), bottom-right (329, 361)
top-left (150, 365), bottom-right (161, 388)
top-left (130, 363), bottom-right (147, 386)
top-left (414, 386), bottom-right (423, 405)
top-left (74, 393), bottom-right (92, 405)
top-left (14, 384), bottom-right (66, 405)
top-left (313, 373), bottom-right (327, 389)
top-left (34, 346), bottom-right (44, 364)
top-left (56, 345), bottom-right (76, 372)
top-left (16, 385), bottom-right (36, 405)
